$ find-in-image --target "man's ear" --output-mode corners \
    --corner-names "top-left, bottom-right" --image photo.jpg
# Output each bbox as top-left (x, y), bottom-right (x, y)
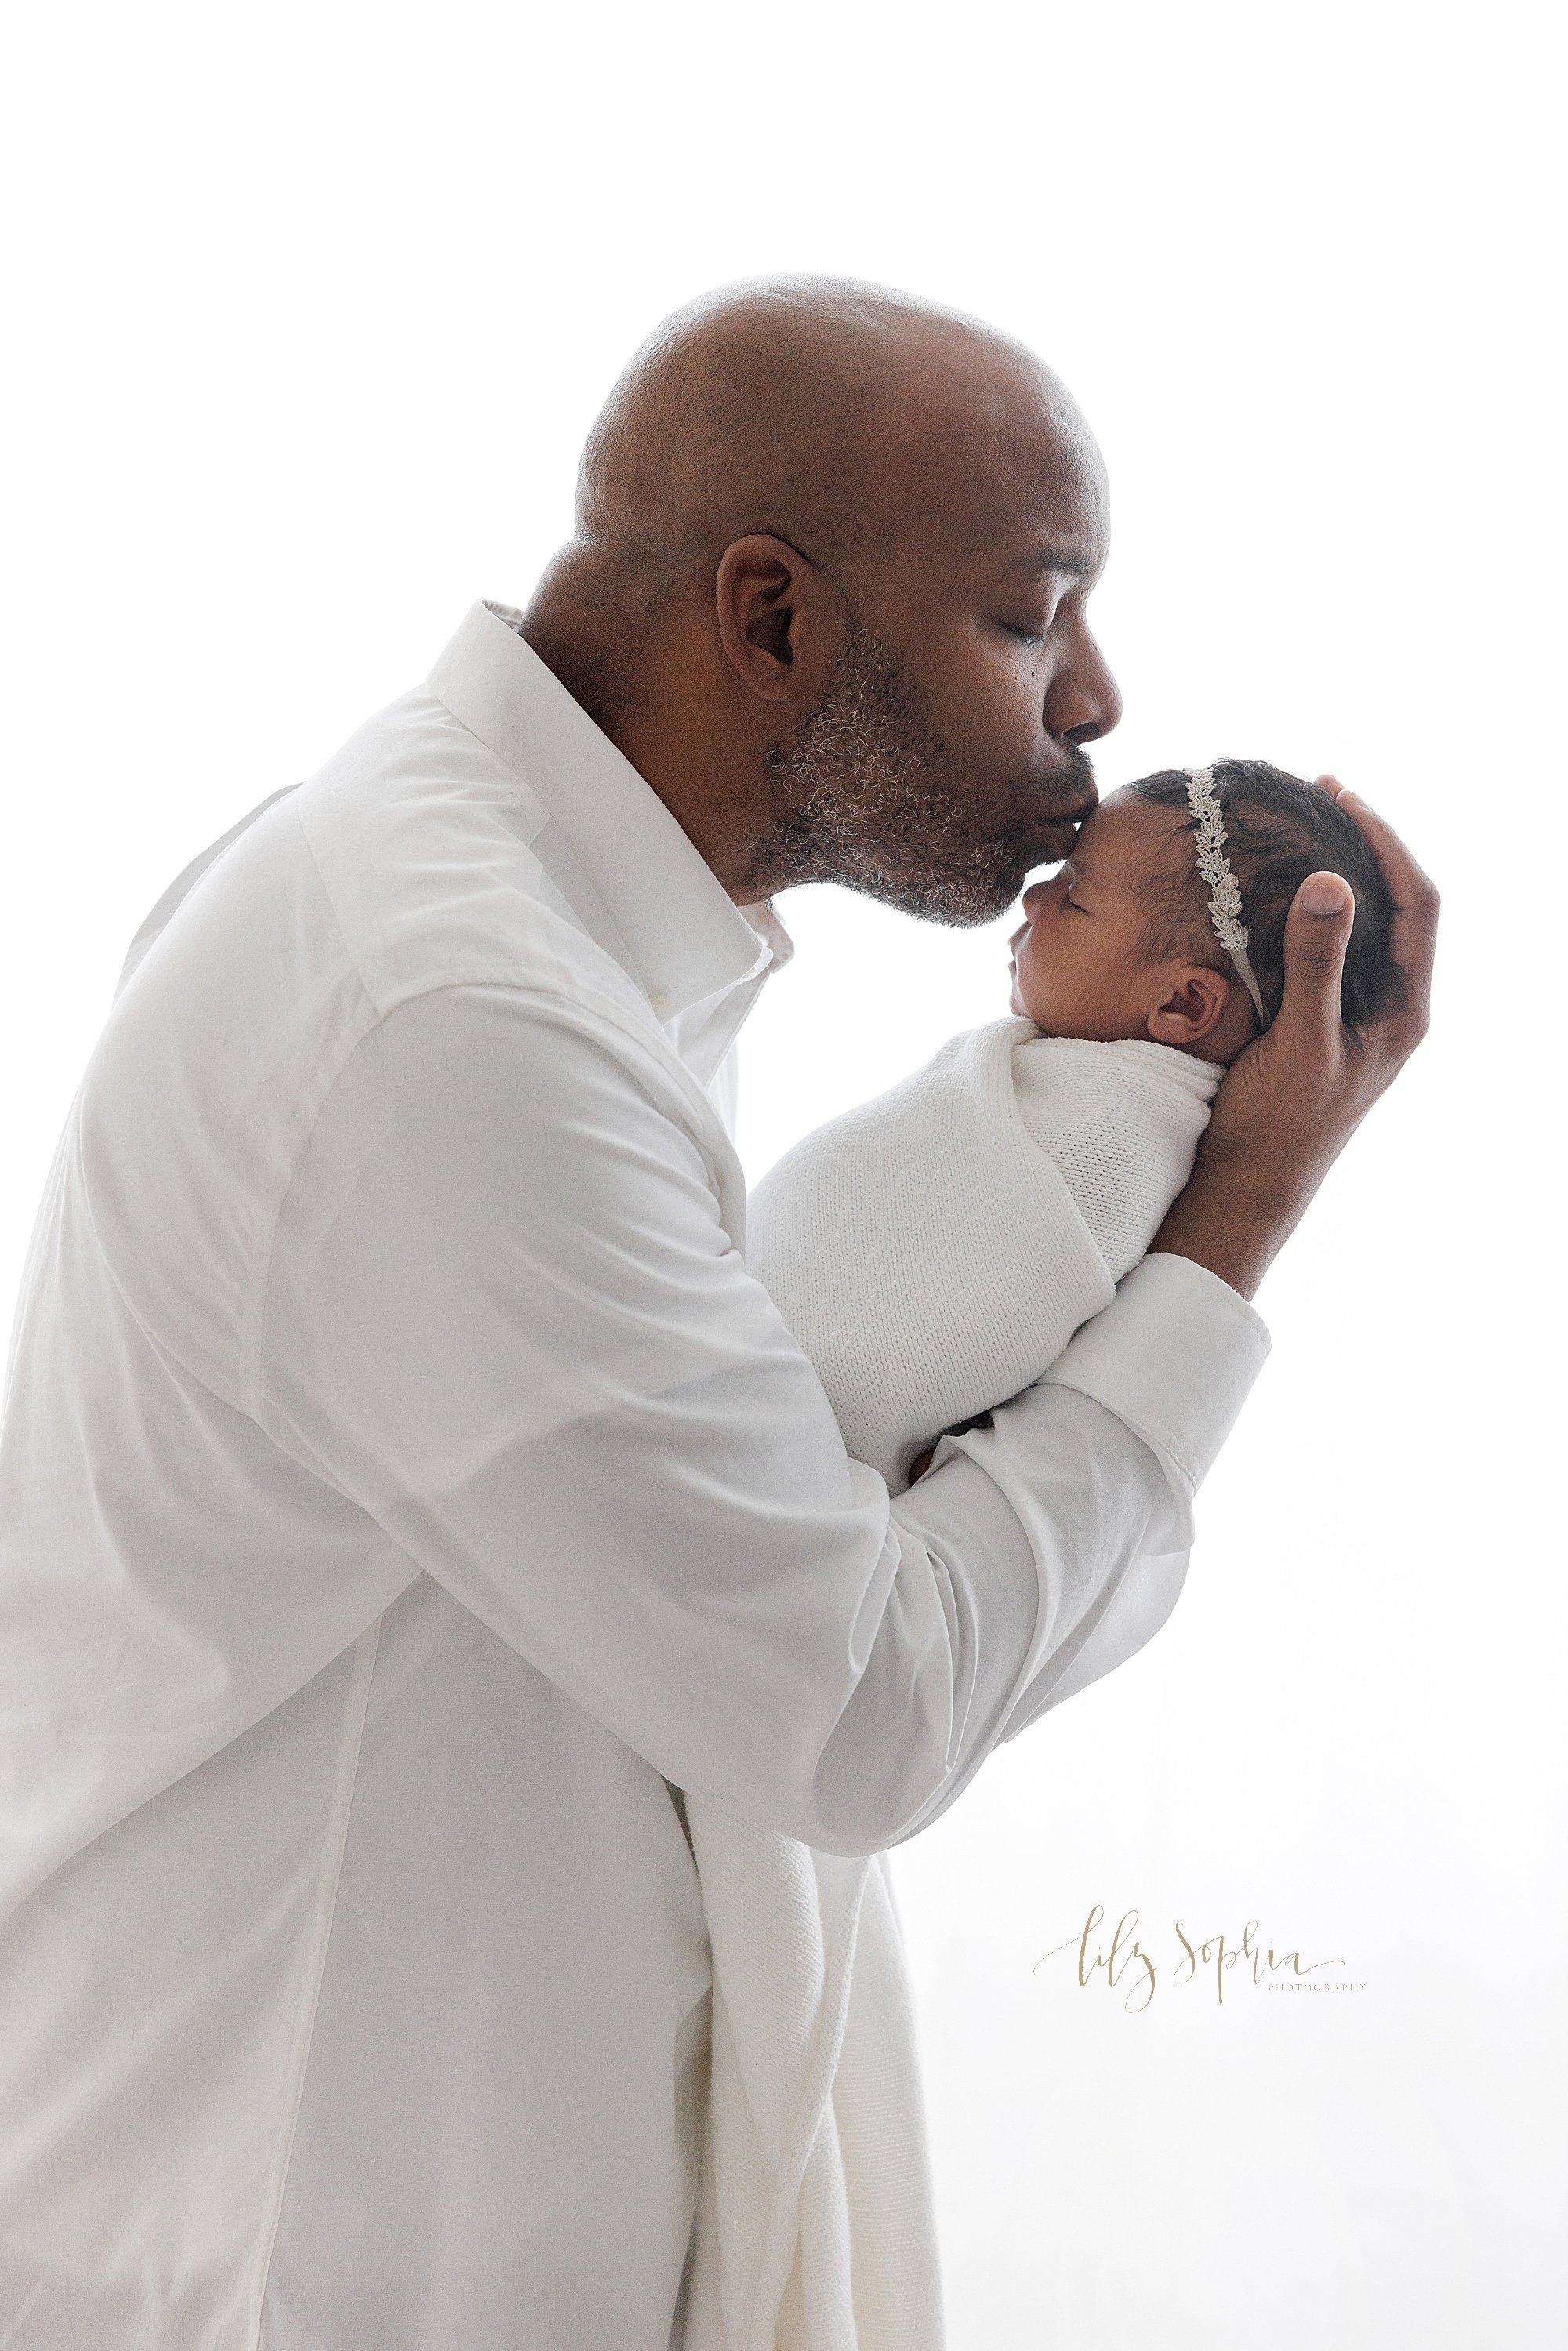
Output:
top-left (1146, 965), bottom-right (1233, 1047)
top-left (713, 534), bottom-right (835, 705)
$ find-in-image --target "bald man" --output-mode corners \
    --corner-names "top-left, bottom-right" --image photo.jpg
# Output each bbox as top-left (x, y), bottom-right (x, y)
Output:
top-left (0, 279), bottom-right (1434, 2351)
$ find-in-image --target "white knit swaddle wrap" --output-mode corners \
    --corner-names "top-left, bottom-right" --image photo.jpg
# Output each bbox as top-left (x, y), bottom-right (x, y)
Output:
top-left (681, 1018), bottom-right (1220, 2350)
top-left (747, 1018), bottom-right (1221, 1492)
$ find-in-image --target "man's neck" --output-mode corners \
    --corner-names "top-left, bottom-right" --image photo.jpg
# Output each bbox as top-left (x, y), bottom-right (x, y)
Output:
top-left (520, 586), bottom-right (783, 906)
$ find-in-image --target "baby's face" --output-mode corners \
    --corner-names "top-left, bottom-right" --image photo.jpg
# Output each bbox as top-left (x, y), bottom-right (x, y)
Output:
top-left (1007, 789), bottom-right (1200, 1043)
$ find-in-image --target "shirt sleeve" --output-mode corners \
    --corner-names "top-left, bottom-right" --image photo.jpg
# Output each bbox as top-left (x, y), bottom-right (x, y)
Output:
top-left (1040, 1250), bottom-right (1269, 1533)
top-left (256, 985), bottom-right (1269, 1858)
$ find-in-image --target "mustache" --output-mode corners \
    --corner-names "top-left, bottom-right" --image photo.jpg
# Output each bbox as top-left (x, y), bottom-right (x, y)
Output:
top-left (1051, 737), bottom-right (1097, 811)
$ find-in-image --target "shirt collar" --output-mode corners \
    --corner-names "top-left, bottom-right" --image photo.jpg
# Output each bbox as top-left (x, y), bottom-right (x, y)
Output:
top-left (427, 600), bottom-right (792, 1021)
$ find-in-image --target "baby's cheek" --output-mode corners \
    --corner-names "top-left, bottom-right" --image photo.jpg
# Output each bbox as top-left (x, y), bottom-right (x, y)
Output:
top-left (1013, 941), bottom-right (1060, 1025)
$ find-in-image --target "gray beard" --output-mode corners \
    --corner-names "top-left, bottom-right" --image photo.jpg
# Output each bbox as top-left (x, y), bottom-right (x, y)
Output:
top-left (750, 604), bottom-right (1080, 925)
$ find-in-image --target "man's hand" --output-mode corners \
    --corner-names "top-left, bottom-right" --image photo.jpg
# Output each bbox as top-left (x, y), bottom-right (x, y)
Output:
top-left (1149, 779), bottom-right (1438, 1301)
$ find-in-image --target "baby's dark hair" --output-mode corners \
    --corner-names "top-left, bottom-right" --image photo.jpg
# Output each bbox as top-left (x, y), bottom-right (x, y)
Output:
top-left (1127, 760), bottom-right (1404, 1031)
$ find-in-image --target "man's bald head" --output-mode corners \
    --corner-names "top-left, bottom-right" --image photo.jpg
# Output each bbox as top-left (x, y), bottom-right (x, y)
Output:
top-left (522, 276), bottom-right (1121, 921)
top-left (570, 275), bottom-right (1098, 613)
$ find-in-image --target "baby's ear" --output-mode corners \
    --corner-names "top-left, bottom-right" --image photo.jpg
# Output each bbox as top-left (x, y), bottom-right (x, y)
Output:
top-left (1146, 967), bottom-right (1232, 1048)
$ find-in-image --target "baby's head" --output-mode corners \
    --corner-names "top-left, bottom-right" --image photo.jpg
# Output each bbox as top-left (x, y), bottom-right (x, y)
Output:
top-left (1007, 759), bottom-right (1403, 1065)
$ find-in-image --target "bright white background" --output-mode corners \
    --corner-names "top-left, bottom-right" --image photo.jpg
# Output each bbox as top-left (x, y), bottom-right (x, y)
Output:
top-left (4, 4), bottom-right (1562, 2344)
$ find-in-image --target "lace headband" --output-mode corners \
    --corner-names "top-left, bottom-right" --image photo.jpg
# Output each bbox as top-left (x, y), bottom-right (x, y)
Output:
top-left (1183, 764), bottom-right (1271, 1030)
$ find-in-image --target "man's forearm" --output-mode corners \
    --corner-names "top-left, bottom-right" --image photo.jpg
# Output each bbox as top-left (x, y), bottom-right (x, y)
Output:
top-left (1148, 1163), bottom-right (1313, 1303)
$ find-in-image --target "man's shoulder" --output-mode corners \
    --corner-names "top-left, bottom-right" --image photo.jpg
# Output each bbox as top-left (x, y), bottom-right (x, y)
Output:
top-left (292, 684), bottom-right (571, 1008)
top-left (74, 684), bottom-right (671, 1399)
top-left (98, 680), bottom-right (655, 1101)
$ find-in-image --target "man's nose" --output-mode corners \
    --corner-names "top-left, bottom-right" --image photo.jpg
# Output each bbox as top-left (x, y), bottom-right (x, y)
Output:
top-left (1046, 627), bottom-right (1123, 745)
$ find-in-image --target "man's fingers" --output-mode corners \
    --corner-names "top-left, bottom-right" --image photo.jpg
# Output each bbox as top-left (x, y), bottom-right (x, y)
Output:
top-left (1334, 789), bottom-right (1438, 915)
top-left (1330, 789), bottom-right (1439, 1039)
top-left (1276, 869), bottom-right (1355, 1043)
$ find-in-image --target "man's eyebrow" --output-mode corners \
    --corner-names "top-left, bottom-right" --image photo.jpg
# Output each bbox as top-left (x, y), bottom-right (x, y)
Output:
top-left (1004, 546), bottom-right (1097, 582)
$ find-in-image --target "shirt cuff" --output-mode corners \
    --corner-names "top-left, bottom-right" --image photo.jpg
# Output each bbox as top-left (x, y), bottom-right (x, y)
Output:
top-left (1039, 1251), bottom-right (1271, 1536)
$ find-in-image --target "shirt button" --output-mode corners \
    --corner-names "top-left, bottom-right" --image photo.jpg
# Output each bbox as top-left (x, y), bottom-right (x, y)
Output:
top-left (650, 987), bottom-right (669, 1014)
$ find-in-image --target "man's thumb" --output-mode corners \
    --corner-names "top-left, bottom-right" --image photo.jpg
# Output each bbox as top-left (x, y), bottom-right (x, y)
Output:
top-left (1282, 870), bottom-right (1355, 1028)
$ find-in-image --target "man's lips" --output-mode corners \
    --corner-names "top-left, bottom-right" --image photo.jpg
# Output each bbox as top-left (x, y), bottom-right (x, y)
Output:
top-left (1027, 794), bottom-right (1095, 852)
top-left (1037, 795), bottom-right (1097, 836)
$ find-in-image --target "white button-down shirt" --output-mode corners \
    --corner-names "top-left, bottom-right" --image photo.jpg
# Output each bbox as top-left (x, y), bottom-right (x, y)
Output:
top-left (0, 601), bottom-right (1269, 2350)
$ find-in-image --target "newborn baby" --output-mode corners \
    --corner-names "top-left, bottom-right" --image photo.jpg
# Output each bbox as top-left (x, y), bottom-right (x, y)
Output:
top-left (746, 758), bottom-right (1402, 1491)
